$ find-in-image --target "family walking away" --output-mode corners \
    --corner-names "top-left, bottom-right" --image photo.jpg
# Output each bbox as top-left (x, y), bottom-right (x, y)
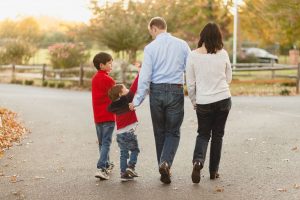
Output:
top-left (91, 17), bottom-right (232, 184)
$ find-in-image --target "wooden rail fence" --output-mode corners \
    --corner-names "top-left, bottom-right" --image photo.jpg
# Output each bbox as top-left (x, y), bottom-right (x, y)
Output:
top-left (1, 63), bottom-right (300, 94)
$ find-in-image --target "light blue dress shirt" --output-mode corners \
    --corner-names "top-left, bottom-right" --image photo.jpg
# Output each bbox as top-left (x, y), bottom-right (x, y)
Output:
top-left (133, 32), bottom-right (191, 107)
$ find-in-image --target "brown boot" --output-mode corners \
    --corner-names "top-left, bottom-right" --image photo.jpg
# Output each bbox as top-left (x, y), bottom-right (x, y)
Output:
top-left (191, 161), bottom-right (202, 183)
top-left (159, 161), bottom-right (171, 184)
top-left (210, 172), bottom-right (220, 180)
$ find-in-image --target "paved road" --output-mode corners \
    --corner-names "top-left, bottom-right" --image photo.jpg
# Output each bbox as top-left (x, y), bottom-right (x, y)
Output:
top-left (0, 84), bottom-right (299, 200)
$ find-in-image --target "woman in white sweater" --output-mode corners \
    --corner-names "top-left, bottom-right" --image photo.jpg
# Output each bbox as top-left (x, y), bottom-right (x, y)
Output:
top-left (186, 22), bottom-right (232, 184)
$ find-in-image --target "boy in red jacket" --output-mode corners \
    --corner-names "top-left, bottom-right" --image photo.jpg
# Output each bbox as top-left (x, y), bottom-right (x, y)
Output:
top-left (107, 73), bottom-right (140, 181)
top-left (92, 52), bottom-right (116, 180)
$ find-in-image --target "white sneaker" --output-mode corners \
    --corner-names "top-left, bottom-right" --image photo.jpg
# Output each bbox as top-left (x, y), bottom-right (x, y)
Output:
top-left (95, 169), bottom-right (109, 180)
top-left (126, 167), bottom-right (139, 177)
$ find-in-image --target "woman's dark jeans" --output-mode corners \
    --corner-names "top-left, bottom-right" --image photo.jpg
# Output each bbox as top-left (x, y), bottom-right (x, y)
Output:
top-left (193, 98), bottom-right (231, 173)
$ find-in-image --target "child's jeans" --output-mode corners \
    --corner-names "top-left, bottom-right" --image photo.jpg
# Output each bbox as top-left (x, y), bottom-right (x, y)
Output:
top-left (96, 121), bottom-right (115, 170)
top-left (116, 130), bottom-right (140, 174)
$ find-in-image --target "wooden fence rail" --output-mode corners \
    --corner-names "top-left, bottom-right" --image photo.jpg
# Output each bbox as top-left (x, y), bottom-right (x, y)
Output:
top-left (1, 63), bottom-right (300, 94)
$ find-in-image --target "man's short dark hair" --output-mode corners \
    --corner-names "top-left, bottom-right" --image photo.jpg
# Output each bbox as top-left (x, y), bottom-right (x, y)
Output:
top-left (108, 84), bottom-right (123, 102)
top-left (93, 52), bottom-right (113, 70)
top-left (149, 17), bottom-right (167, 30)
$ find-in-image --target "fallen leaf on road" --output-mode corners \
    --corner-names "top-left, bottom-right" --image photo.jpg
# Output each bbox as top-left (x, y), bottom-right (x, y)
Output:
top-left (0, 172), bottom-right (4, 176)
top-left (282, 159), bottom-right (289, 162)
top-left (0, 150), bottom-right (3, 158)
top-left (277, 188), bottom-right (287, 192)
top-left (8, 155), bottom-right (14, 159)
top-left (34, 176), bottom-right (45, 180)
top-left (291, 146), bottom-right (298, 151)
top-left (173, 187), bottom-right (178, 190)
top-left (10, 175), bottom-right (17, 183)
top-left (294, 184), bottom-right (300, 189)
top-left (0, 108), bottom-right (29, 155)
top-left (215, 186), bottom-right (224, 192)
top-left (12, 191), bottom-right (25, 199)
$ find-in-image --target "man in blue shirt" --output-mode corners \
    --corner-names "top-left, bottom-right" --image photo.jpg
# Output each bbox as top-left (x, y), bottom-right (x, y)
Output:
top-left (129, 17), bottom-right (190, 184)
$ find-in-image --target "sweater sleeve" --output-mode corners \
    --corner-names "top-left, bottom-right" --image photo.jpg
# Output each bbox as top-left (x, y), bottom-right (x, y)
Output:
top-left (186, 53), bottom-right (196, 106)
top-left (224, 50), bottom-right (232, 84)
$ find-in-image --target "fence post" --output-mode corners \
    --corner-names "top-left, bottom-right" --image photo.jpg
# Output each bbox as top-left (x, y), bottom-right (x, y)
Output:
top-left (79, 64), bottom-right (84, 86)
top-left (271, 60), bottom-right (275, 79)
top-left (296, 63), bottom-right (300, 94)
top-left (11, 64), bottom-right (15, 82)
top-left (42, 64), bottom-right (46, 82)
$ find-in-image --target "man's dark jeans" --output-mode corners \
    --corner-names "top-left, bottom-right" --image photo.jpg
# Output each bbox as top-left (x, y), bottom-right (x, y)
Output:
top-left (149, 83), bottom-right (184, 167)
top-left (193, 98), bottom-right (231, 173)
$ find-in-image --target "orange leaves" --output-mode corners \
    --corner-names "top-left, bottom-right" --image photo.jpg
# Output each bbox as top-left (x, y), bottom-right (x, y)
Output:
top-left (0, 108), bottom-right (28, 156)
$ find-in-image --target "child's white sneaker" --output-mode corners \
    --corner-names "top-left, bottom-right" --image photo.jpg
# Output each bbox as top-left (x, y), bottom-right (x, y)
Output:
top-left (95, 168), bottom-right (109, 180)
top-left (126, 167), bottom-right (139, 177)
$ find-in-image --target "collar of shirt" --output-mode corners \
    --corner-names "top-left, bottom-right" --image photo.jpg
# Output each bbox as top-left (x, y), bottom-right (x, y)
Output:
top-left (156, 32), bottom-right (171, 39)
top-left (98, 70), bottom-right (108, 75)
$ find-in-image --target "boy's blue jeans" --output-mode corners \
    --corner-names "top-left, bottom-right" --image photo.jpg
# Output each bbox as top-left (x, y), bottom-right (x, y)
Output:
top-left (96, 122), bottom-right (115, 169)
top-left (116, 130), bottom-right (140, 174)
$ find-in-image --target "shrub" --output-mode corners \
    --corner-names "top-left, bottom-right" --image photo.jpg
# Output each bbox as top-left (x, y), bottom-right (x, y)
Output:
top-left (11, 79), bottom-right (23, 84)
top-left (48, 42), bottom-right (90, 69)
top-left (279, 89), bottom-right (291, 96)
top-left (57, 82), bottom-right (65, 88)
top-left (49, 82), bottom-right (56, 88)
top-left (0, 39), bottom-right (36, 64)
top-left (24, 80), bottom-right (34, 85)
top-left (42, 81), bottom-right (48, 87)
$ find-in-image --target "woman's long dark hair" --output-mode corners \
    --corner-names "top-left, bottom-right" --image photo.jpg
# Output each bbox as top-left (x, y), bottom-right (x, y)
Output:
top-left (197, 22), bottom-right (223, 54)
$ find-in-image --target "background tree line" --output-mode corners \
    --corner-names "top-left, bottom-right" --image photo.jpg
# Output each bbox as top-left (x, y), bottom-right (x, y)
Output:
top-left (0, 0), bottom-right (299, 66)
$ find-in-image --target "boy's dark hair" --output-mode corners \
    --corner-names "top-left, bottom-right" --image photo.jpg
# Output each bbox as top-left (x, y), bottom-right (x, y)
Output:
top-left (108, 84), bottom-right (123, 102)
top-left (197, 22), bottom-right (223, 54)
top-left (93, 52), bottom-right (113, 70)
top-left (149, 17), bottom-right (167, 30)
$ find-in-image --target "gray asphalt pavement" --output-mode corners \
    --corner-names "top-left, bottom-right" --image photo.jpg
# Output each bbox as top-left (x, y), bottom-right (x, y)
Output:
top-left (0, 83), bottom-right (299, 200)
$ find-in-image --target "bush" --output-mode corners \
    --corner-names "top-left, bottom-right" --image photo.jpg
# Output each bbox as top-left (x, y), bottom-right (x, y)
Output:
top-left (57, 82), bottom-right (65, 88)
top-left (42, 81), bottom-right (48, 87)
top-left (48, 42), bottom-right (90, 69)
top-left (279, 89), bottom-right (291, 96)
top-left (49, 82), bottom-right (56, 88)
top-left (0, 39), bottom-right (37, 64)
top-left (11, 79), bottom-right (23, 84)
top-left (24, 80), bottom-right (34, 85)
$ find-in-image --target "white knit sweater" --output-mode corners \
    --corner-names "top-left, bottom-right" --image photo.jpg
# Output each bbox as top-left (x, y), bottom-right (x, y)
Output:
top-left (186, 49), bottom-right (232, 105)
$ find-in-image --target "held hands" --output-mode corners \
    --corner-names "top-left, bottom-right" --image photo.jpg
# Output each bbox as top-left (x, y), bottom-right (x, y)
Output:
top-left (129, 103), bottom-right (135, 111)
top-left (193, 104), bottom-right (197, 110)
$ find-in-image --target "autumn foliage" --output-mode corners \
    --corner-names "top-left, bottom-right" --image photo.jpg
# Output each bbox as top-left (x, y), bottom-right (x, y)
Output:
top-left (0, 108), bottom-right (28, 157)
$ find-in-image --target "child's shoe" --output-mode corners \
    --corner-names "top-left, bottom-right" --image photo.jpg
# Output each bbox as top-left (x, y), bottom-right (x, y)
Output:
top-left (95, 168), bottom-right (109, 180)
top-left (126, 166), bottom-right (139, 177)
top-left (121, 172), bottom-right (134, 182)
top-left (106, 162), bottom-right (115, 173)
